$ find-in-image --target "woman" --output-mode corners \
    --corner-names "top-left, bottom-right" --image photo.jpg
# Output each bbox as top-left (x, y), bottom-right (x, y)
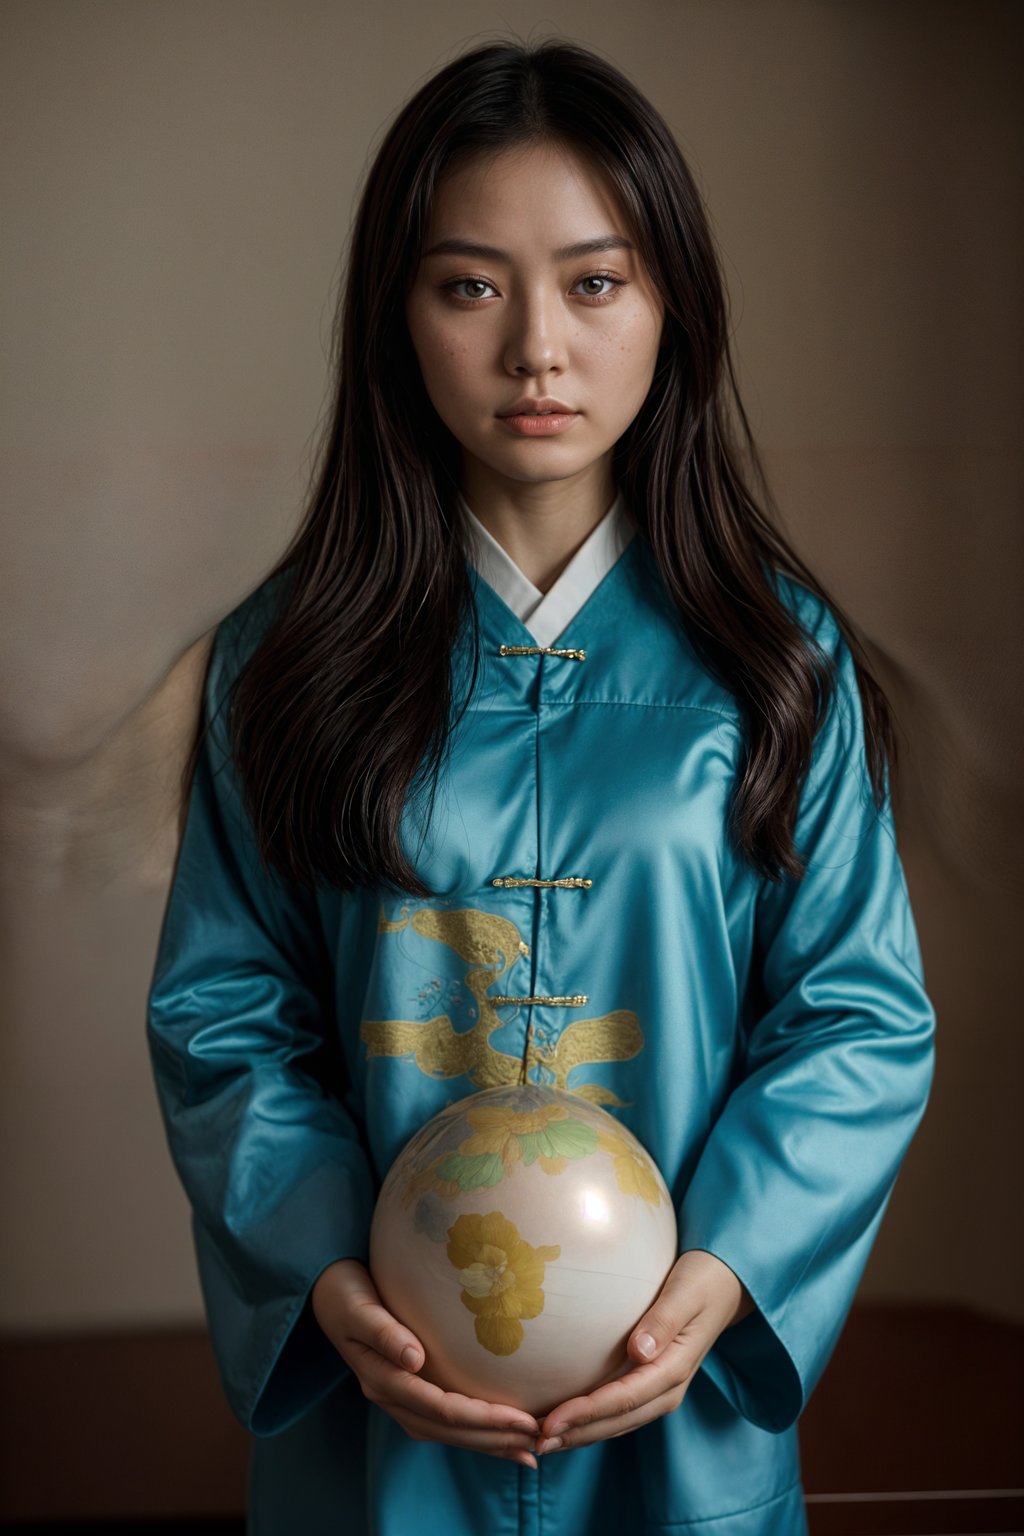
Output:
top-left (146, 37), bottom-right (936, 1536)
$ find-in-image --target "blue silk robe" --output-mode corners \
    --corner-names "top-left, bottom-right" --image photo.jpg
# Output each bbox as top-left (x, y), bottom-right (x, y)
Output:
top-left (146, 534), bottom-right (936, 1535)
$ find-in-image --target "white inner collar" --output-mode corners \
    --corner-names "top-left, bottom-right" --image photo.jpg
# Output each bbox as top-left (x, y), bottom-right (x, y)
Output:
top-left (458, 489), bottom-right (635, 649)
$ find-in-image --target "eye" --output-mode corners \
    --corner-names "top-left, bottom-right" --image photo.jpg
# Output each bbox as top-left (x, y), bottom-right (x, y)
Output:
top-left (572, 271), bottom-right (626, 302)
top-left (443, 276), bottom-right (498, 303)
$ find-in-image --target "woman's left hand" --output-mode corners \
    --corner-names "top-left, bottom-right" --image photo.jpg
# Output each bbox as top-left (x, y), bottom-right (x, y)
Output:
top-left (534, 1249), bottom-right (756, 1456)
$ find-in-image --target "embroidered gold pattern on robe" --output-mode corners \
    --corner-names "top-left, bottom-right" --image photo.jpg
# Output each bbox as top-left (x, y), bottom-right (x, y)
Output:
top-left (360, 904), bottom-right (643, 1104)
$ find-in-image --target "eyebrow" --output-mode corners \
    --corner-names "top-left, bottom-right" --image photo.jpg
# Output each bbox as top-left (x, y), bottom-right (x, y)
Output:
top-left (422, 234), bottom-right (635, 262)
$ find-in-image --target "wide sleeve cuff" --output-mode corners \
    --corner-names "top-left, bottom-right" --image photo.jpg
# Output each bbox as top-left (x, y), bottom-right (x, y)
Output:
top-left (675, 590), bottom-right (935, 1434)
top-left (679, 1246), bottom-right (804, 1433)
top-left (191, 1149), bottom-right (374, 1436)
top-left (146, 583), bottom-right (379, 1438)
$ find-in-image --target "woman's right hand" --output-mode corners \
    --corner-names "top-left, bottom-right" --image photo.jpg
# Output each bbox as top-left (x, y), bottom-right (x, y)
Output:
top-left (311, 1257), bottom-right (540, 1467)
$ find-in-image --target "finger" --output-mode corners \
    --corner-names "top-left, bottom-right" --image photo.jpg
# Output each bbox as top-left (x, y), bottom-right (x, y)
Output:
top-left (627, 1285), bottom-right (704, 1366)
top-left (538, 1380), bottom-right (689, 1454)
top-left (537, 1350), bottom-right (680, 1440)
top-left (349, 1342), bottom-right (540, 1436)
top-left (333, 1268), bottom-right (428, 1375)
top-left (393, 1406), bottom-right (540, 1462)
top-left (537, 1333), bottom-right (711, 1440)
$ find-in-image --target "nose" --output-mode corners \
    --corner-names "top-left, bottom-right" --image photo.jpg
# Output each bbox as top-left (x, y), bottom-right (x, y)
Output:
top-left (502, 286), bottom-right (571, 377)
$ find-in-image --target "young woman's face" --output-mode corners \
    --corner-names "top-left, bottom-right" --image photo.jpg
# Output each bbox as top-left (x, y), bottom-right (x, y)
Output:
top-left (405, 141), bottom-right (666, 499)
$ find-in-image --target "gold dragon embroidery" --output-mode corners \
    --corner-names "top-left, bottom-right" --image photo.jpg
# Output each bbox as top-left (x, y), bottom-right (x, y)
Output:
top-left (360, 904), bottom-right (644, 1106)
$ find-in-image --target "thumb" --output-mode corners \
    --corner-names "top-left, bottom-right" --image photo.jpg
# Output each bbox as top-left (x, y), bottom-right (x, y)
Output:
top-left (316, 1257), bottom-right (426, 1373)
top-left (628, 1266), bottom-right (701, 1364)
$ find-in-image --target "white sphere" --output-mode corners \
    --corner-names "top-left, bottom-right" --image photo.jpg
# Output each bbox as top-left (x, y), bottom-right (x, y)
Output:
top-left (369, 1083), bottom-right (678, 1416)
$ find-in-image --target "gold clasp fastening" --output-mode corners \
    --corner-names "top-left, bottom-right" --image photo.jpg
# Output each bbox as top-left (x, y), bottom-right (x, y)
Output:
top-left (498, 644), bottom-right (587, 661)
top-left (490, 994), bottom-right (589, 1007)
top-left (491, 875), bottom-right (593, 889)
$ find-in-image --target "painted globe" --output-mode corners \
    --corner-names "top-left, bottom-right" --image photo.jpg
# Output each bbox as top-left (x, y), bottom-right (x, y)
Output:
top-left (369, 1083), bottom-right (678, 1416)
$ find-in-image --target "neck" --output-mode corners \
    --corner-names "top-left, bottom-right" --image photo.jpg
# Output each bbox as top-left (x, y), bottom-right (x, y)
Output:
top-left (458, 470), bottom-right (618, 593)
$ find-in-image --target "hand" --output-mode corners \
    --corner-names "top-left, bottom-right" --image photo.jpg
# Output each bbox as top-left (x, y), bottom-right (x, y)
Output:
top-left (311, 1258), bottom-right (542, 1467)
top-left (534, 1249), bottom-right (755, 1456)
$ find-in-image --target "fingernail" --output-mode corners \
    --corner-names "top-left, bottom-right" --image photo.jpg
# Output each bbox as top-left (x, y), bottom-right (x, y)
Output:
top-left (400, 1346), bottom-right (422, 1369)
top-left (549, 1421), bottom-right (570, 1436)
top-left (634, 1331), bottom-right (657, 1358)
top-left (536, 1436), bottom-right (562, 1454)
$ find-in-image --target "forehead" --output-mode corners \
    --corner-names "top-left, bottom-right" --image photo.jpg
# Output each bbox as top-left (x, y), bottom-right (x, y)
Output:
top-left (425, 141), bottom-right (629, 244)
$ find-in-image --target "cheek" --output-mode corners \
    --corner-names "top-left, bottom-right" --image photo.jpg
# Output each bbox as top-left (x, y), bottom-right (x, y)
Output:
top-left (617, 304), bottom-right (662, 364)
top-left (419, 326), bottom-right (477, 395)
top-left (408, 302), bottom-right (468, 386)
top-left (587, 304), bottom-right (660, 371)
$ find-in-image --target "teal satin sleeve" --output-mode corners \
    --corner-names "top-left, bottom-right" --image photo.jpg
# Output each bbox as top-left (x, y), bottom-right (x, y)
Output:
top-left (145, 605), bottom-right (376, 1437)
top-left (678, 603), bottom-right (937, 1433)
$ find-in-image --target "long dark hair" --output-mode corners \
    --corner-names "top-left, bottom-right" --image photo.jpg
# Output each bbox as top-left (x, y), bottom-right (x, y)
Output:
top-left (186, 36), bottom-right (898, 898)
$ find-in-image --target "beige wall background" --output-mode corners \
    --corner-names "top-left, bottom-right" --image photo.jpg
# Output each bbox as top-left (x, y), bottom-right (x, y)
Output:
top-left (1, 0), bottom-right (1020, 1334)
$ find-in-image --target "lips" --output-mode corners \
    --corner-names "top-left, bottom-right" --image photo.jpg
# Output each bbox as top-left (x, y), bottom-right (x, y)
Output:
top-left (498, 397), bottom-right (576, 417)
top-left (497, 411), bottom-right (581, 437)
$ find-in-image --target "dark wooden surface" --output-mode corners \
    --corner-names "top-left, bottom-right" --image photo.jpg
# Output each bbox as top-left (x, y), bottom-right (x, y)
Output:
top-left (2, 1302), bottom-right (1022, 1533)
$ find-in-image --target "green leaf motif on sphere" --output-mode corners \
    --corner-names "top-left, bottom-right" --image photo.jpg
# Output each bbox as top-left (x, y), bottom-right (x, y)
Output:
top-left (519, 1119), bottom-right (597, 1166)
top-left (435, 1151), bottom-right (506, 1191)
